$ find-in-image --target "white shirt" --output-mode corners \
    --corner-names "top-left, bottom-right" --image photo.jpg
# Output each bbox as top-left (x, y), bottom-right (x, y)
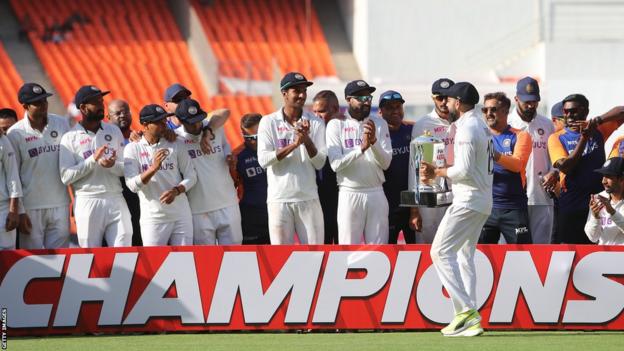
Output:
top-left (605, 124), bottom-right (624, 158)
top-left (410, 109), bottom-right (455, 190)
top-left (174, 126), bottom-right (238, 214)
top-left (584, 191), bottom-right (624, 245)
top-left (59, 122), bottom-right (125, 198)
top-left (257, 108), bottom-right (326, 203)
top-left (7, 113), bottom-right (70, 210)
top-left (446, 109), bottom-right (494, 215)
top-left (326, 112), bottom-right (392, 191)
top-left (0, 136), bottom-right (23, 212)
top-left (123, 137), bottom-right (197, 224)
top-left (508, 109), bottom-right (555, 206)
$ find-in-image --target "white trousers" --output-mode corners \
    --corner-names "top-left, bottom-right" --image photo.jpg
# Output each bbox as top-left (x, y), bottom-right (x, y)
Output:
top-left (528, 205), bottom-right (554, 244)
top-left (19, 206), bottom-right (70, 249)
top-left (193, 204), bottom-right (243, 245)
top-left (267, 199), bottom-right (324, 244)
top-left (74, 196), bottom-right (133, 248)
top-left (337, 189), bottom-right (389, 244)
top-left (0, 208), bottom-right (16, 250)
top-left (416, 206), bottom-right (448, 244)
top-left (430, 204), bottom-right (489, 314)
top-left (141, 218), bottom-right (193, 246)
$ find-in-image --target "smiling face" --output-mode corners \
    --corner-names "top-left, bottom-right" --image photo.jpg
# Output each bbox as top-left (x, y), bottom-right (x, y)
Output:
top-left (483, 98), bottom-right (509, 130)
top-left (283, 85), bottom-right (307, 110)
top-left (380, 100), bottom-right (404, 131)
top-left (563, 100), bottom-right (589, 132)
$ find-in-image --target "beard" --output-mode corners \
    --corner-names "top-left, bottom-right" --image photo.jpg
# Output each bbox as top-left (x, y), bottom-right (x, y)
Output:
top-left (84, 110), bottom-right (105, 122)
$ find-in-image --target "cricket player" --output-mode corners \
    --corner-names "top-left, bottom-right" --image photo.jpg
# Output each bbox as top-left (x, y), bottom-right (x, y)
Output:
top-left (410, 78), bottom-right (455, 243)
top-left (174, 98), bottom-right (242, 245)
top-left (7, 83), bottom-right (71, 249)
top-left (326, 80), bottom-right (392, 244)
top-left (0, 134), bottom-right (22, 250)
top-left (585, 157), bottom-right (624, 245)
top-left (124, 104), bottom-right (197, 246)
top-left (59, 85), bottom-right (132, 247)
top-left (420, 82), bottom-right (492, 337)
top-left (257, 72), bottom-right (326, 244)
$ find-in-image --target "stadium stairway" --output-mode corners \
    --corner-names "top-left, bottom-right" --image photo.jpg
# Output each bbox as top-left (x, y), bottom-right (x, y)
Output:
top-left (0, 0), bottom-right (65, 115)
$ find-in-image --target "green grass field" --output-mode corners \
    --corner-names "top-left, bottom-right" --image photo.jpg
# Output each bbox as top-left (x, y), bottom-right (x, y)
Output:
top-left (7, 331), bottom-right (624, 351)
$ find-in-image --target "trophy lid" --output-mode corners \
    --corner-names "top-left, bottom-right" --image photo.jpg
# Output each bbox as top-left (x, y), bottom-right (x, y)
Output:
top-left (412, 130), bottom-right (443, 145)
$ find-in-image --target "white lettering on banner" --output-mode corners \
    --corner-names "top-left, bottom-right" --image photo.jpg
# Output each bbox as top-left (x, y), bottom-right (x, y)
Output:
top-left (53, 253), bottom-right (138, 327)
top-left (207, 251), bottom-right (324, 324)
top-left (124, 252), bottom-right (203, 325)
top-left (563, 252), bottom-right (624, 323)
top-left (312, 251), bottom-right (391, 323)
top-left (490, 251), bottom-right (574, 323)
top-left (416, 250), bottom-right (494, 323)
top-left (0, 255), bottom-right (65, 328)
top-left (381, 252), bottom-right (420, 323)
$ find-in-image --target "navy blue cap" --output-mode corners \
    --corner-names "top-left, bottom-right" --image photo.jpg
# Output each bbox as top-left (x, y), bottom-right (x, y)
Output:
top-left (446, 82), bottom-right (479, 105)
top-left (18, 83), bottom-right (53, 104)
top-left (431, 78), bottom-right (454, 95)
top-left (379, 90), bottom-right (405, 108)
top-left (139, 104), bottom-right (173, 123)
top-left (280, 72), bottom-right (313, 91)
top-left (551, 101), bottom-right (564, 117)
top-left (344, 80), bottom-right (376, 98)
top-left (175, 98), bottom-right (207, 124)
top-left (562, 93), bottom-right (589, 108)
top-left (74, 85), bottom-right (110, 108)
top-left (595, 157), bottom-right (624, 176)
top-left (163, 83), bottom-right (191, 102)
top-left (516, 77), bottom-right (540, 102)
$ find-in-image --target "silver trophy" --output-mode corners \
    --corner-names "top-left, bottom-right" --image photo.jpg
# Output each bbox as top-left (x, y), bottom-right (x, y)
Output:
top-left (400, 131), bottom-right (453, 207)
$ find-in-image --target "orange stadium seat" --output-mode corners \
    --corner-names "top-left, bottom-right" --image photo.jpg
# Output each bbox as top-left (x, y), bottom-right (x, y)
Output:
top-left (0, 42), bottom-right (24, 113)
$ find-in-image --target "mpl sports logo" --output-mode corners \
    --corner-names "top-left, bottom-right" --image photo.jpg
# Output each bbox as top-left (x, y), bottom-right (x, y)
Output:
top-left (1, 245), bottom-right (623, 336)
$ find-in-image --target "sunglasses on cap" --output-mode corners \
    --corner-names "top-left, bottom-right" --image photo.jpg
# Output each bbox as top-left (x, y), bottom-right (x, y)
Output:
top-left (432, 95), bottom-right (448, 102)
top-left (382, 93), bottom-right (403, 100)
top-left (481, 107), bottom-right (499, 114)
top-left (348, 95), bottom-right (373, 103)
top-left (243, 134), bottom-right (258, 140)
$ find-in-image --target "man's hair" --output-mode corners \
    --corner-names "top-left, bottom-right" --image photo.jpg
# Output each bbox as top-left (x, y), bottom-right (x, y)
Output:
top-left (313, 90), bottom-right (339, 107)
top-left (240, 113), bottom-right (262, 129)
top-left (0, 108), bottom-right (18, 120)
top-left (483, 92), bottom-right (511, 110)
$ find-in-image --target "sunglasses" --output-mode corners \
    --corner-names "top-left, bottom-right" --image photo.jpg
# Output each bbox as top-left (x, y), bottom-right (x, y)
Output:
top-left (481, 107), bottom-right (498, 114)
top-left (348, 95), bottom-right (373, 103)
top-left (432, 95), bottom-right (448, 102)
top-left (243, 134), bottom-right (258, 140)
top-left (563, 108), bottom-right (579, 115)
top-left (382, 93), bottom-right (403, 100)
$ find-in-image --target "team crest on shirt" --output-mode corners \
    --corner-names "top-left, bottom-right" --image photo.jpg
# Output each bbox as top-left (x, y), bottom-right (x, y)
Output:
top-left (104, 134), bottom-right (112, 141)
top-left (50, 131), bottom-right (58, 138)
top-left (503, 138), bottom-right (511, 147)
top-left (537, 128), bottom-right (544, 135)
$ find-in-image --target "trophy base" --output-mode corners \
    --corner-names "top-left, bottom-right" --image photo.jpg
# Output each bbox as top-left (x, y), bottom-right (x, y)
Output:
top-left (400, 190), bottom-right (453, 208)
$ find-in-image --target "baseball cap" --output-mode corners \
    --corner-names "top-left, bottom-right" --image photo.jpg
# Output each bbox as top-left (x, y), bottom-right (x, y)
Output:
top-left (280, 72), bottom-right (313, 91)
top-left (74, 85), bottom-right (110, 108)
top-left (164, 83), bottom-right (191, 102)
top-left (18, 83), bottom-right (53, 104)
top-left (175, 98), bottom-right (207, 124)
top-left (562, 94), bottom-right (589, 108)
top-left (139, 104), bottom-right (173, 123)
top-left (551, 101), bottom-right (564, 118)
top-left (344, 80), bottom-right (376, 97)
top-left (431, 78), bottom-right (454, 95)
top-left (445, 82), bottom-right (479, 105)
top-left (595, 157), bottom-right (624, 176)
top-left (516, 77), bottom-right (540, 102)
top-left (379, 90), bottom-right (405, 108)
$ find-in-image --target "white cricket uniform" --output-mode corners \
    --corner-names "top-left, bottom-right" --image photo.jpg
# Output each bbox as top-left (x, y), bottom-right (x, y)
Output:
top-left (508, 109), bottom-right (555, 243)
top-left (326, 112), bottom-right (393, 244)
top-left (257, 109), bottom-right (326, 244)
top-left (0, 136), bottom-right (23, 250)
top-left (584, 191), bottom-right (624, 245)
top-left (59, 122), bottom-right (132, 248)
top-left (7, 114), bottom-right (70, 249)
top-left (175, 126), bottom-right (242, 245)
top-left (124, 137), bottom-right (197, 246)
top-left (410, 110), bottom-right (455, 243)
top-left (430, 108), bottom-right (493, 315)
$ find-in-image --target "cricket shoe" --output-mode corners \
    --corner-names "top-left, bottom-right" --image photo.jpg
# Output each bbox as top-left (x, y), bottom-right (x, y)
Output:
top-left (446, 322), bottom-right (484, 337)
top-left (440, 309), bottom-right (481, 336)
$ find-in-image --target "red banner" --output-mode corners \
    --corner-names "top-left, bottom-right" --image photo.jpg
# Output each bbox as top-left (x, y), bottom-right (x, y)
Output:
top-left (1, 244), bottom-right (623, 336)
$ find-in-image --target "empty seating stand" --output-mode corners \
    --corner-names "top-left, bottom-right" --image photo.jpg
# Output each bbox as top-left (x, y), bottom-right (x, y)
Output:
top-left (0, 42), bottom-right (24, 114)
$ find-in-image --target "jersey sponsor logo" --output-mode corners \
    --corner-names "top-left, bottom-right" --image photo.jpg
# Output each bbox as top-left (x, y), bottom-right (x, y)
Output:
top-left (434, 126), bottom-right (447, 133)
top-left (24, 136), bottom-right (38, 143)
top-left (245, 166), bottom-right (265, 178)
top-left (344, 138), bottom-right (362, 148)
top-left (600, 216), bottom-right (613, 226)
top-left (277, 126), bottom-right (290, 133)
top-left (188, 145), bottom-right (223, 159)
top-left (243, 156), bottom-right (258, 164)
top-left (27, 144), bottom-right (60, 158)
top-left (392, 145), bottom-right (409, 156)
top-left (141, 163), bottom-right (174, 171)
top-left (343, 127), bottom-right (356, 133)
top-left (277, 138), bottom-right (292, 148)
top-left (80, 138), bottom-right (92, 145)
top-left (83, 150), bottom-right (93, 159)
top-left (533, 141), bottom-right (547, 149)
top-left (184, 139), bottom-right (196, 144)
top-left (443, 137), bottom-right (454, 146)
top-left (140, 151), bottom-right (150, 158)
